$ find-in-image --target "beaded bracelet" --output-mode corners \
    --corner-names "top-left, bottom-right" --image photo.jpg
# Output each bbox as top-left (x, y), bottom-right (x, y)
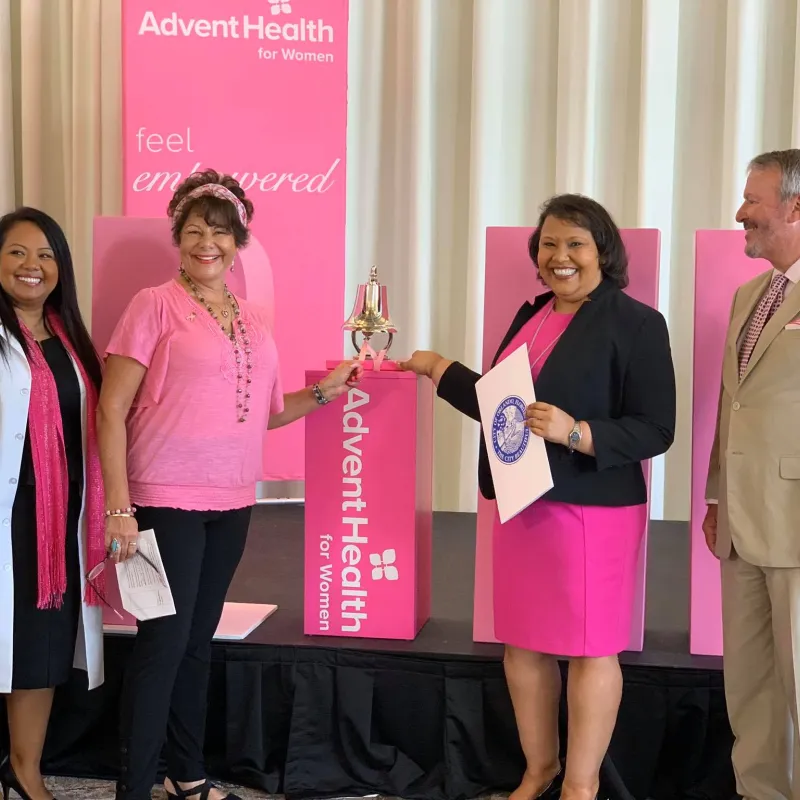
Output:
top-left (104, 507), bottom-right (137, 518)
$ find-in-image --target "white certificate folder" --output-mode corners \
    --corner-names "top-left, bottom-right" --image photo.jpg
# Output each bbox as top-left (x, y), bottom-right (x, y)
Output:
top-left (475, 344), bottom-right (554, 523)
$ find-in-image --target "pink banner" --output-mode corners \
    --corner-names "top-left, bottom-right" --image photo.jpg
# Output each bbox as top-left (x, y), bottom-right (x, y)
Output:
top-left (690, 231), bottom-right (768, 656)
top-left (118, 0), bottom-right (349, 481)
top-left (476, 227), bottom-right (661, 651)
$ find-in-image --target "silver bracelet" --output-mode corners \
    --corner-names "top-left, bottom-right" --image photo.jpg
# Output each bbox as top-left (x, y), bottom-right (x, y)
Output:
top-left (312, 383), bottom-right (329, 405)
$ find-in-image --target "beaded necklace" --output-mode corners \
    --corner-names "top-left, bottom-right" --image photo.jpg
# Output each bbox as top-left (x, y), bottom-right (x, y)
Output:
top-left (180, 267), bottom-right (253, 422)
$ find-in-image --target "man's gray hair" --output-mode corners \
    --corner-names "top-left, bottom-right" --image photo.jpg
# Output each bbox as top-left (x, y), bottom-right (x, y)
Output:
top-left (749, 149), bottom-right (800, 202)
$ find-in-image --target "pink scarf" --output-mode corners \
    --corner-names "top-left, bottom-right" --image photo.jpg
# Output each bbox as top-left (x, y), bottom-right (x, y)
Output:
top-left (20, 312), bottom-right (106, 609)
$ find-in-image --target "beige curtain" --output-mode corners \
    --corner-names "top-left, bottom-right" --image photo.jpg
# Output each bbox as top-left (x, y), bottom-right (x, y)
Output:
top-left (346, 0), bottom-right (800, 520)
top-left (0, 0), bottom-right (122, 318)
top-left (3, 0), bottom-right (800, 520)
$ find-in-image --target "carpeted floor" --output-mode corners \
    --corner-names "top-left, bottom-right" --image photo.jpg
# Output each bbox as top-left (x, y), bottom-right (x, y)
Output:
top-left (40, 779), bottom-right (507, 799)
top-left (41, 776), bottom-right (273, 798)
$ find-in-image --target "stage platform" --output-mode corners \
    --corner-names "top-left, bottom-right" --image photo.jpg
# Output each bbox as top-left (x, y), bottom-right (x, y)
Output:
top-left (16, 507), bottom-right (733, 800)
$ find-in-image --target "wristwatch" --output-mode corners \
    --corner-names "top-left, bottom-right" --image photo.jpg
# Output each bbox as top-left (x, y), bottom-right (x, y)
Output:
top-left (567, 421), bottom-right (582, 453)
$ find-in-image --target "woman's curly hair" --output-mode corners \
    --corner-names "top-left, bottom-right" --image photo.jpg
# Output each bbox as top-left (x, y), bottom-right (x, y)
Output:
top-left (167, 169), bottom-right (255, 248)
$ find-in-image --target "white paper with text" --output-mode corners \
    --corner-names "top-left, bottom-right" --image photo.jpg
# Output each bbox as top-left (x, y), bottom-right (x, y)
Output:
top-left (115, 528), bottom-right (176, 621)
top-left (476, 344), bottom-right (554, 523)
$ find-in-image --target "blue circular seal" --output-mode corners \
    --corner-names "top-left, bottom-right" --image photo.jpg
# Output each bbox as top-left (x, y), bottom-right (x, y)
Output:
top-left (491, 395), bottom-right (530, 464)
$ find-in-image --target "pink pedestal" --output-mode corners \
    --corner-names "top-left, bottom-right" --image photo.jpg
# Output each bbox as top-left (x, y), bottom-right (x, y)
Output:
top-left (303, 363), bottom-right (433, 639)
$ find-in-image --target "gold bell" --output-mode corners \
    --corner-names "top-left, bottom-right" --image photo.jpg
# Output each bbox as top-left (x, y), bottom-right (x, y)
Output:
top-left (343, 265), bottom-right (398, 356)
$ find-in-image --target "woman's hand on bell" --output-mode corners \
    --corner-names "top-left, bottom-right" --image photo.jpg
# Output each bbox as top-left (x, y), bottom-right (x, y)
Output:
top-left (319, 359), bottom-right (363, 401)
top-left (397, 350), bottom-right (443, 378)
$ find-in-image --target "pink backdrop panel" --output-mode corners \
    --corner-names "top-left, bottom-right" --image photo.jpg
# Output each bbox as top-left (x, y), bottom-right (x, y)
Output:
top-left (690, 230), bottom-right (769, 656)
top-left (476, 227), bottom-right (661, 650)
top-left (121, 0), bottom-right (349, 481)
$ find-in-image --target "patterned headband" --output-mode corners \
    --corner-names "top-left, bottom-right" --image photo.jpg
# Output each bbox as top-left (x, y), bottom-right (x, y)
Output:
top-left (172, 183), bottom-right (248, 228)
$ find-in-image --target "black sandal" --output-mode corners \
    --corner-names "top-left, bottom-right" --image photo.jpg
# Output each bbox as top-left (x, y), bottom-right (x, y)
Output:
top-left (165, 779), bottom-right (242, 800)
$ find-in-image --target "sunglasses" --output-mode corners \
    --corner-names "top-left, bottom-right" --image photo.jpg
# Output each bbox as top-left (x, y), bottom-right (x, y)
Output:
top-left (86, 550), bottom-right (165, 619)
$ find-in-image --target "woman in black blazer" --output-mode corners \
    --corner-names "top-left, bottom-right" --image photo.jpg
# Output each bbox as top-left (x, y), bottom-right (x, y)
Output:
top-left (400, 194), bottom-right (676, 800)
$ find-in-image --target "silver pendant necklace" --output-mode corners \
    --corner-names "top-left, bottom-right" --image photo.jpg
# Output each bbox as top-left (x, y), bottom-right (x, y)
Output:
top-left (527, 300), bottom-right (566, 370)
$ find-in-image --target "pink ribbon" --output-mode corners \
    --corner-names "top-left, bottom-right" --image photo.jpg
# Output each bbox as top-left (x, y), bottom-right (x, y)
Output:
top-left (358, 340), bottom-right (388, 370)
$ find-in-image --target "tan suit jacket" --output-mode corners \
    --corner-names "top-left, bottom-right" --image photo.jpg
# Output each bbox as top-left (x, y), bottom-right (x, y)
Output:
top-left (707, 268), bottom-right (800, 567)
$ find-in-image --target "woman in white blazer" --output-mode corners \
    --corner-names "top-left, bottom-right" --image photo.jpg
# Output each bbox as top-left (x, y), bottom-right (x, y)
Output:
top-left (0, 208), bottom-right (106, 800)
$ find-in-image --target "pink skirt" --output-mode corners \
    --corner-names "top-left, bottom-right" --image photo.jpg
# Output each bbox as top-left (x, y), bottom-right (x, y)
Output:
top-left (492, 499), bottom-right (646, 657)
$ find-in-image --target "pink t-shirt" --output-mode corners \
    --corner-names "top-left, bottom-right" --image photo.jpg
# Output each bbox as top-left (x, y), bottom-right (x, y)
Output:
top-left (105, 280), bottom-right (285, 511)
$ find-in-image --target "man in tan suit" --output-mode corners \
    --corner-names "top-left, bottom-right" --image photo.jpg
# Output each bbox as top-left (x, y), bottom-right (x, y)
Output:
top-left (705, 149), bottom-right (800, 800)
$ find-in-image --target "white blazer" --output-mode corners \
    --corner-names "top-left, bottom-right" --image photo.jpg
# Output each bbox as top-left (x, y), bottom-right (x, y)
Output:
top-left (0, 326), bottom-right (104, 693)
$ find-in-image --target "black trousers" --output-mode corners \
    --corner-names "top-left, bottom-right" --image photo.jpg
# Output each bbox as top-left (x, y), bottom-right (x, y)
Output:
top-left (115, 505), bottom-right (252, 800)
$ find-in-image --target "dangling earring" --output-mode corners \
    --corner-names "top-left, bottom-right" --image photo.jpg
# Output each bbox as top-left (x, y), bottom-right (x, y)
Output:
top-left (229, 258), bottom-right (235, 273)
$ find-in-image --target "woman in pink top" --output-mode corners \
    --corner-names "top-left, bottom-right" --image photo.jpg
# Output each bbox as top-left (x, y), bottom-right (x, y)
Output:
top-left (97, 170), bottom-right (362, 800)
top-left (400, 195), bottom-right (675, 800)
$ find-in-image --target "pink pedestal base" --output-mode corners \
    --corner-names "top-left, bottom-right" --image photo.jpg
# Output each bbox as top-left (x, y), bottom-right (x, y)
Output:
top-left (303, 365), bottom-right (433, 639)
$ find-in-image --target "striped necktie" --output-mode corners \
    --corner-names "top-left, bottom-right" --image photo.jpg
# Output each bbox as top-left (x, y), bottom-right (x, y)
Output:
top-left (738, 273), bottom-right (788, 381)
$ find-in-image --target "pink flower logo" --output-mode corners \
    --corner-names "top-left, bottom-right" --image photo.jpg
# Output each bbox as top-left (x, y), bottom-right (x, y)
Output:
top-left (370, 550), bottom-right (398, 581)
top-left (268, 0), bottom-right (292, 15)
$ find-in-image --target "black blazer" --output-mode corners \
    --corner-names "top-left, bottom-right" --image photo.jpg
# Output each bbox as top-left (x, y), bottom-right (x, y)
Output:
top-left (437, 278), bottom-right (676, 507)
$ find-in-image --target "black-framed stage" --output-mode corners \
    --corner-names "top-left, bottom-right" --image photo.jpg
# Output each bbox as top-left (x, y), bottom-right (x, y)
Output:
top-left (7, 508), bottom-right (733, 800)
